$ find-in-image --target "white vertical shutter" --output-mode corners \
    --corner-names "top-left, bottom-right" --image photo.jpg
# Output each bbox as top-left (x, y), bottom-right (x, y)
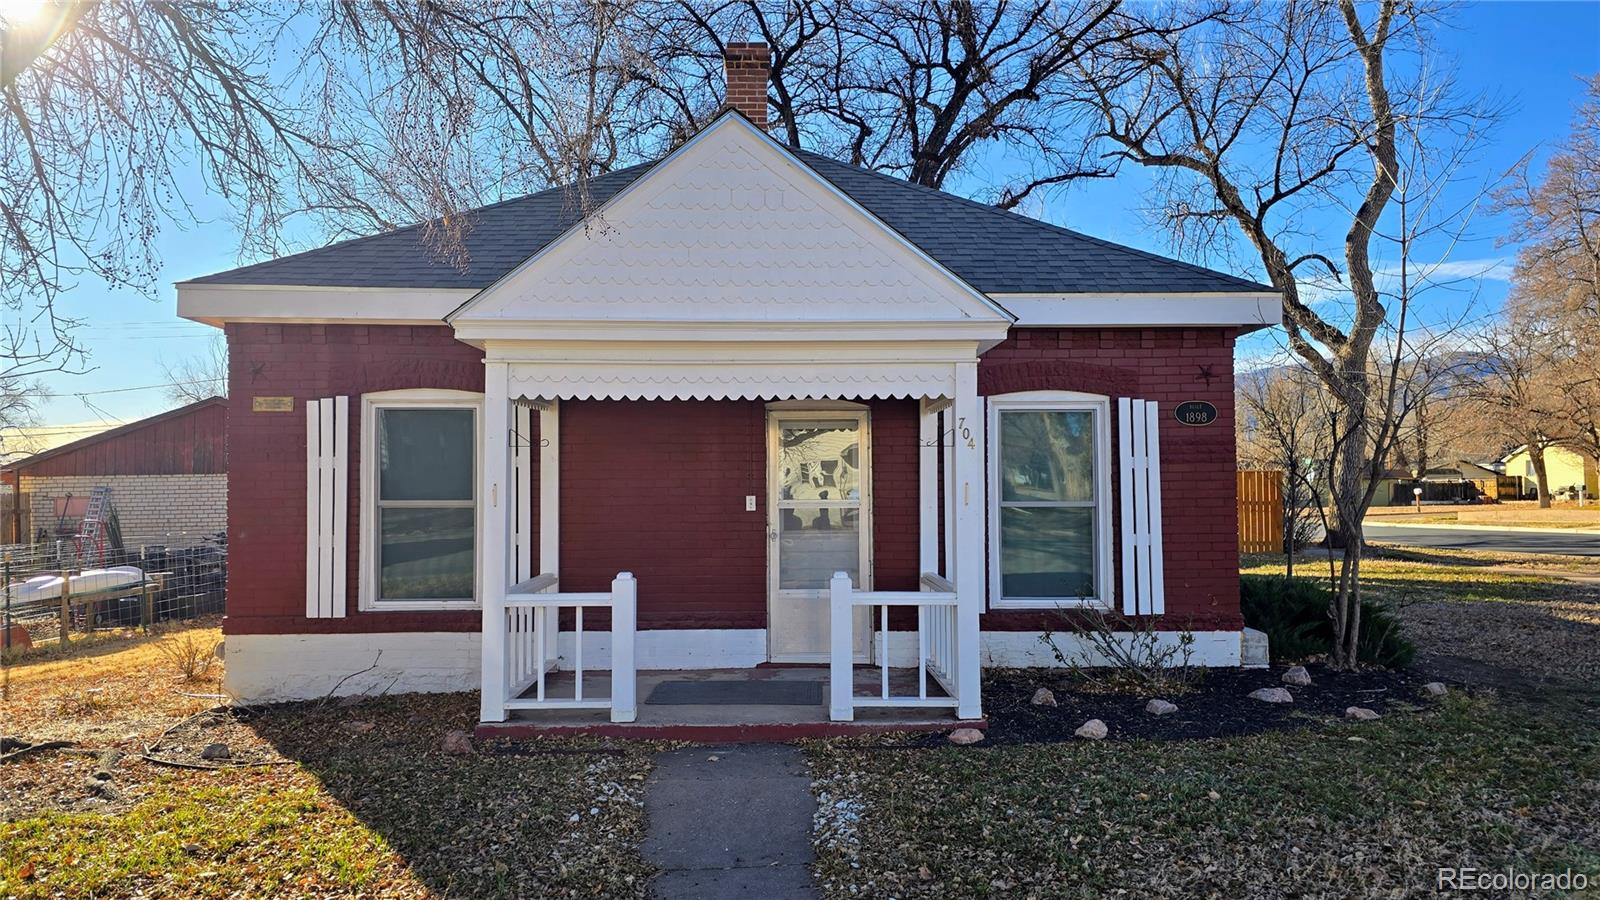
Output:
top-left (305, 396), bottom-right (349, 618)
top-left (1118, 398), bottom-right (1166, 616)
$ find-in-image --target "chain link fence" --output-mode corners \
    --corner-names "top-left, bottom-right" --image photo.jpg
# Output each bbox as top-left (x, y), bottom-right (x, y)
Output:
top-left (0, 529), bottom-right (227, 651)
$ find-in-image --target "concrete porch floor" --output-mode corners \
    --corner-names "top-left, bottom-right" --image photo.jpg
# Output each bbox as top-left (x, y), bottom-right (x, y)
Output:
top-left (475, 666), bottom-right (982, 742)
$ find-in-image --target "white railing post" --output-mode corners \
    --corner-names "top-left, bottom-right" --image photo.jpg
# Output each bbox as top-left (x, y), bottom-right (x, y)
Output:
top-left (609, 572), bottom-right (637, 723)
top-left (829, 571), bottom-right (855, 721)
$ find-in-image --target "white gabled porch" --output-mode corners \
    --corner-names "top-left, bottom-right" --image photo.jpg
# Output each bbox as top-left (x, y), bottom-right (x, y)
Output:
top-left (446, 109), bottom-right (1014, 730)
top-left (471, 359), bottom-right (993, 728)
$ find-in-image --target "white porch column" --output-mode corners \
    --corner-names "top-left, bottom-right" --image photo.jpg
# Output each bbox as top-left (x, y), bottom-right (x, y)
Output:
top-left (538, 398), bottom-right (560, 661)
top-left (538, 398), bottom-right (560, 576)
top-left (951, 362), bottom-right (985, 720)
top-left (918, 398), bottom-right (940, 575)
top-left (478, 362), bottom-right (512, 722)
top-left (943, 408), bottom-right (955, 580)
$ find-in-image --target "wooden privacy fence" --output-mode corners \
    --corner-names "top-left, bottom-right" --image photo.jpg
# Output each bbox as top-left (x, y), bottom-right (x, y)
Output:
top-left (1237, 470), bottom-right (1284, 554)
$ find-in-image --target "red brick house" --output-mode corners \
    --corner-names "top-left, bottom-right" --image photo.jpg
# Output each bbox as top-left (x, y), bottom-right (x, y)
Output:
top-left (179, 46), bottom-right (1278, 729)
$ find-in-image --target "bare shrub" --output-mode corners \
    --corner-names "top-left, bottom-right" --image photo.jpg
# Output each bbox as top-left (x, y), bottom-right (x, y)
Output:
top-left (156, 631), bottom-right (219, 682)
top-left (1041, 609), bottom-right (1199, 694)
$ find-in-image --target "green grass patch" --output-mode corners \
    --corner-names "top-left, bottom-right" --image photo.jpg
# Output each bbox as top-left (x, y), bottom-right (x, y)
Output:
top-left (1, 774), bottom-right (401, 897)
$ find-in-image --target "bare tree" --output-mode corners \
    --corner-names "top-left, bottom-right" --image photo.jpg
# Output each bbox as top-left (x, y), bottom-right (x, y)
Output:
top-left (1495, 76), bottom-right (1600, 489)
top-left (160, 334), bottom-right (228, 405)
top-left (295, 0), bottom-right (650, 252)
top-left (1076, 0), bottom-right (1497, 667)
top-left (629, 1), bottom-right (1213, 206)
top-left (1464, 314), bottom-right (1567, 507)
top-left (1496, 75), bottom-right (1600, 334)
top-left (2, 2), bottom-right (328, 378)
top-left (1237, 365), bottom-right (1334, 572)
top-left (2, 1), bottom-right (643, 374)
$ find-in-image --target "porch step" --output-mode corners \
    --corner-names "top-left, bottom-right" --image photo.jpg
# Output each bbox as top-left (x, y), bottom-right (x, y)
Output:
top-left (492, 665), bottom-right (975, 742)
top-left (475, 716), bottom-right (986, 744)
top-left (647, 680), bottom-right (825, 706)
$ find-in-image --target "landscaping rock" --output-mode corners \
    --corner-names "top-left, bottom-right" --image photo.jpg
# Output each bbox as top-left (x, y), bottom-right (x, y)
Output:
top-left (346, 720), bottom-right (376, 734)
top-left (1345, 706), bottom-right (1380, 721)
top-left (1422, 682), bottom-right (1449, 698)
top-left (1074, 719), bottom-right (1108, 740)
top-left (199, 743), bottom-right (231, 760)
top-left (441, 730), bottom-right (474, 755)
top-left (1282, 666), bottom-right (1313, 687)
top-left (1248, 687), bottom-right (1294, 704)
top-left (1145, 699), bottom-right (1178, 716)
top-left (1030, 687), bottom-right (1058, 707)
top-left (947, 728), bottom-right (985, 745)
top-left (93, 750), bottom-right (124, 780)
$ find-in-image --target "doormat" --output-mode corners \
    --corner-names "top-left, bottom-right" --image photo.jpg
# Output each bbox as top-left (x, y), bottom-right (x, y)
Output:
top-left (645, 680), bottom-right (825, 706)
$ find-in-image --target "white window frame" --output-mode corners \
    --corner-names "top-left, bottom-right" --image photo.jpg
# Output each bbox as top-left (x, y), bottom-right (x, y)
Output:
top-left (987, 391), bottom-right (1114, 610)
top-left (358, 389), bottom-right (484, 611)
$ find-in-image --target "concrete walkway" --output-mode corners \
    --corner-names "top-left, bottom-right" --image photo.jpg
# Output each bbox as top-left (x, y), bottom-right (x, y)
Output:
top-left (642, 744), bottom-right (818, 899)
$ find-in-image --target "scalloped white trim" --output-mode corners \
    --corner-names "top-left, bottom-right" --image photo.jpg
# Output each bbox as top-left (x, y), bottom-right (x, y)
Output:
top-left (508, 362), bottom-right (955, 402)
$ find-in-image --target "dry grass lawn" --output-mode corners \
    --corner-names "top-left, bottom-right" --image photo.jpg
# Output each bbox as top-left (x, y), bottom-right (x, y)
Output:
top-left (0, 622), bottom-right (658, 898)
top-left (813, 547), bottom-right (1600, 898)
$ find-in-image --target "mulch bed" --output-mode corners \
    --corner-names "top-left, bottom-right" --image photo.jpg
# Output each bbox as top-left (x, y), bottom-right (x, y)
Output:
top-left (919, 664), bottom-right (1438, 747)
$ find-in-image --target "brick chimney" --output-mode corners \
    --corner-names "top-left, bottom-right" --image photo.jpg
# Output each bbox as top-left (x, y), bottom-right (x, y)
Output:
top-left (723, 42), bottom-right (771, 129)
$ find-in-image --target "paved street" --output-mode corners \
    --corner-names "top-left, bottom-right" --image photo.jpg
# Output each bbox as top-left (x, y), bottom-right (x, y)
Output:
top-left (1365, 522), bottom-right (1600, 556)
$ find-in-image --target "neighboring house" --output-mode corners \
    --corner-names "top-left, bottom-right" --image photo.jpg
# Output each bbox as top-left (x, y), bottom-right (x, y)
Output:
top-left (1371, 460), bottom-right (1523, 505)
top-left (0, 397), bottom-right (228, 546)
top-left (1502, 444), bottom-right (1600, 499)
top-left (177, 44), bottom-right (1281, 726)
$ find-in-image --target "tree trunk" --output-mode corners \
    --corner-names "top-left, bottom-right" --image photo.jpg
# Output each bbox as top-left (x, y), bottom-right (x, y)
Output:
top-left (1284, 461), bottom-right (1298, 577)
top-left (1530, 444), bottom-right (1552, 508)
top-left (1327, 375), bottom-right (1372, 671)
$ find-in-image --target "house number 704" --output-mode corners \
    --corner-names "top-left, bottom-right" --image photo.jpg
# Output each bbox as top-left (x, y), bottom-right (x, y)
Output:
top-left (957, 417), bottom-right (974, 449)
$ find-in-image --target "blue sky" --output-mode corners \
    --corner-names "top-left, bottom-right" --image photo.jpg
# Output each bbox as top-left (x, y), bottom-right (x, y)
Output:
top-left (16, 1), bottom-right (1600, 432)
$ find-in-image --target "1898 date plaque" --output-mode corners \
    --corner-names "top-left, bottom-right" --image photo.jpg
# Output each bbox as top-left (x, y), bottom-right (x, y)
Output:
top-left (1174, 400), bottom-right (1218, 427)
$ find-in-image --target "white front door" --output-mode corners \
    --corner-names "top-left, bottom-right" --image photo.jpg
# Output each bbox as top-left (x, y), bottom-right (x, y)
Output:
top-left (767, 412), bottom-right (872, 662)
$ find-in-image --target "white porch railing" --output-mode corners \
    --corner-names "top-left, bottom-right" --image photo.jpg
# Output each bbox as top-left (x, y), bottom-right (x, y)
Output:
top-left (828, 571), bottom-right (961, 720)
top-left (502, 571), bottom-right (637, 723)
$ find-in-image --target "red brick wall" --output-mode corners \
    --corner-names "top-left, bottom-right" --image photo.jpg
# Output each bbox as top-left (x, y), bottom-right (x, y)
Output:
top-left (223, 323), bottom-right (1239, 638)
top-left (224, 331), bottom-right (920, 637)
top-left (979, 327), bottom-right (1243, 632)
top-left (224, 324), bottom-right (484, 635)
top-left (559, 399), bottom-right (766, 629)
top-left (554, 397), bottom-right (918, 629)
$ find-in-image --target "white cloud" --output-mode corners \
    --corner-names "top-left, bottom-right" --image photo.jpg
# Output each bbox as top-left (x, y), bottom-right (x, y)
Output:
top-left (1374, 257), bottom-right (1514, 284)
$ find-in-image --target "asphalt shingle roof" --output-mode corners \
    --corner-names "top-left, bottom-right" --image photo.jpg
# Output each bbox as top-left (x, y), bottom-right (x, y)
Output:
top-left (187, 148), bottom-right (1271, 296)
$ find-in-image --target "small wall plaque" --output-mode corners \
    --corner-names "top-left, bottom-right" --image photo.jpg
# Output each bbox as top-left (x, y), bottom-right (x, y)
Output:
top-left (252, 396), bottom-right (295, 413)
top-left (1174, 400), bottom-right (1218, 427)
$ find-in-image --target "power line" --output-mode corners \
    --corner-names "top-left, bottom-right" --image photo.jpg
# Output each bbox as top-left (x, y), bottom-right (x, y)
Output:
top-left (28, 377), bottom-right (223, 400)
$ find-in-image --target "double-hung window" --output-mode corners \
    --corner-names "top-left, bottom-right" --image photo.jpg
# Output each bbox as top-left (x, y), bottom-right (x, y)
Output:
top-left (988, 392), bottom-right (1112, 609)
top-left (360, 391), bottom-right (480, 610)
